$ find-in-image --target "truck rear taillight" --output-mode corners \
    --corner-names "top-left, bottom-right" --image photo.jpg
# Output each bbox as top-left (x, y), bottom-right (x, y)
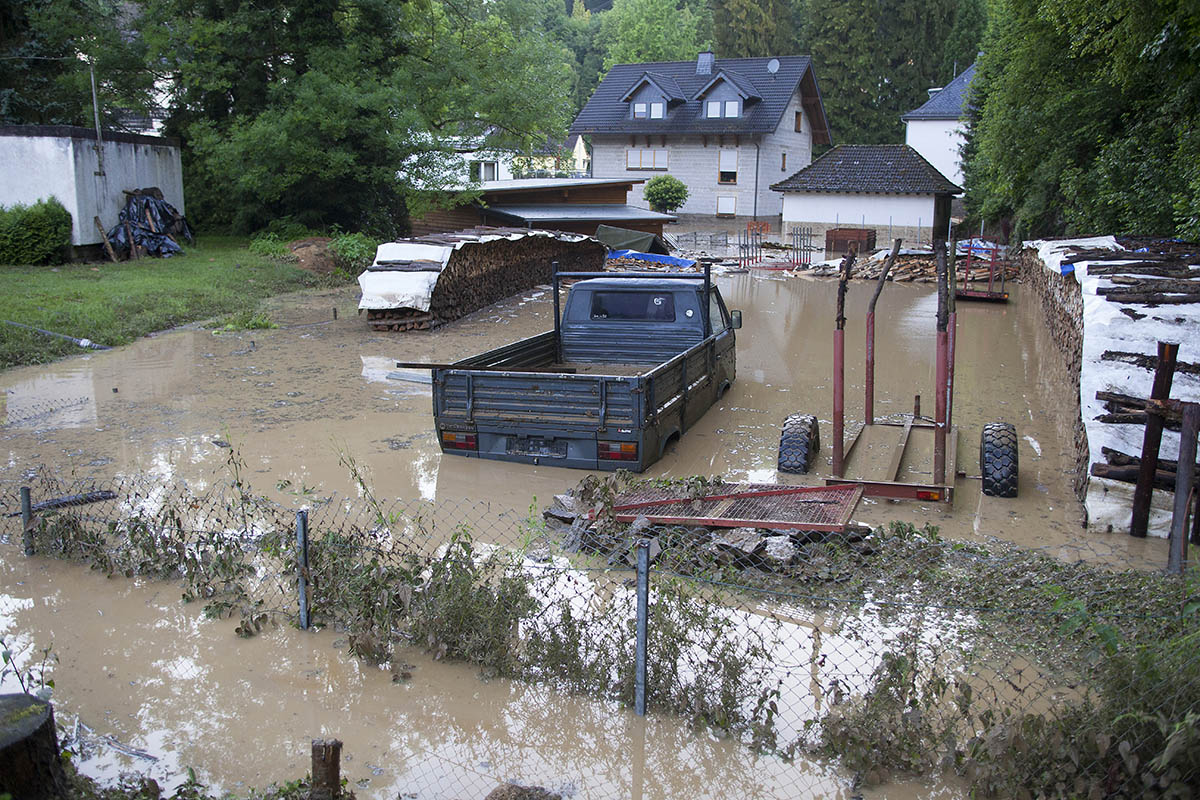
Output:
top-left (442, 431), bottom-right (477, 451)
top-left (598, 441), bottom-right (637, 461)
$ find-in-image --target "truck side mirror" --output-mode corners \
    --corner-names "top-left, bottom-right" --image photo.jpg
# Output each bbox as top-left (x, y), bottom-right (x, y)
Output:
top-left (730, 310), bottom-right (742, 329)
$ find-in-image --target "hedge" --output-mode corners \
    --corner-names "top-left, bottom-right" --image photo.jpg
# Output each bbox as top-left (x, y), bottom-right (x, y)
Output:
top-left (0, 197), bottom-right (73, 266)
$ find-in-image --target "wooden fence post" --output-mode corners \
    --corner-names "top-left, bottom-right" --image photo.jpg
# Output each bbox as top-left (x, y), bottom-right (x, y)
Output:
top-left (1131, 341), bottom-right (1179, 536)
top-left (310, 738), bottom-right (342, 800)
top-left (1167, 402), bottom-right (1199, 574)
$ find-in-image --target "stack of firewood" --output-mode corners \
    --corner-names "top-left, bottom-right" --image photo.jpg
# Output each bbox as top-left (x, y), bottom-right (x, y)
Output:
top-left (364, 228), bottom-right (605, 332)
top-left (806, 253), bottom-right (1019, 283)
top-left (1063, 247), bottom-right (1200, 306)
top-left (605, 256), bottom-right (700, 272)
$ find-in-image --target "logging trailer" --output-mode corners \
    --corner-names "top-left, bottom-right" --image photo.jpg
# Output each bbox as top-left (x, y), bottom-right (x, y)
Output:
top-left (777, 240), bottom-right (1020, 503)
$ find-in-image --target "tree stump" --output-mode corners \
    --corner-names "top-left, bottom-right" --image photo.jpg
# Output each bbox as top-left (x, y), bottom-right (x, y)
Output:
top-left (0, 694), bottom-right (68, 800)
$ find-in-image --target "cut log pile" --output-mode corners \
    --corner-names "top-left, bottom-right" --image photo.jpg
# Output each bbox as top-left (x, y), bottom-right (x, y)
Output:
top-left (1091, 445), bottom-right (1200, 492)
top-left (1062, 243), bottom-right (1200, 306)
top-left (806, 253), bottom-right (1019, 283)
top-left (361, 227), bottom-right (605, 332)
top-left (605, 255), bottom-right (701, 273)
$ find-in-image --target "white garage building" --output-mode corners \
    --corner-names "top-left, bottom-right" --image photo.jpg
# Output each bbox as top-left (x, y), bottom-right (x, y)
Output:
top-left (772, 144), bottom-right (962, 249)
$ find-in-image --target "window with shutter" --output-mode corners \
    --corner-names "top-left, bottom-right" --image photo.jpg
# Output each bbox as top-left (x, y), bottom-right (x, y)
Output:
top-left (718, 149), bottom-right (737, 184)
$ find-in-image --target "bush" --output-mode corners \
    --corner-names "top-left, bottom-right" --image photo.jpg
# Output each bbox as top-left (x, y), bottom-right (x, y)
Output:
top-left (644, 174), bottom-right (689, 213)
top-left (328, 232), bottom-right (379, 274)
top-left (247, 233), bottom-right (297, 262)
top-left (0, 197), bottom-right (73, 265)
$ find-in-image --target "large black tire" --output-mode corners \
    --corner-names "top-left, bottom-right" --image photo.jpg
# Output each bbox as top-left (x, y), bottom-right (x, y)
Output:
top-left (778, 414), bottom-right (820, 474)
top-left (980, 422), bottom-right (1018, 498)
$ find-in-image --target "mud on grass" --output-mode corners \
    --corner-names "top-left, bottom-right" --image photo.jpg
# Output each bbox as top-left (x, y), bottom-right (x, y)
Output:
top-left (0, 236), bottom-right (352, 369)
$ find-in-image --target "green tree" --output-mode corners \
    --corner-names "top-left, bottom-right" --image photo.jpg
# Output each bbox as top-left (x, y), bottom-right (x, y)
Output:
top-left (598, 0), bottom-right (710, 70)
top-left (801, 0), bottom-right (955, 144)
top-left (965, 0), bottom-right (1200, 239)
top-left (938, 0), bottom-right (986, 81)
top-left (1, 0), bottom-right (154, 126)
top-left (712, 0), bottom-right (794, 58)
top-left (132, 0), bottom-right (573, 234)
top-left (643, 174), bottom-right (689, 212)
top-left (801, 0), bottom-right (886, 143)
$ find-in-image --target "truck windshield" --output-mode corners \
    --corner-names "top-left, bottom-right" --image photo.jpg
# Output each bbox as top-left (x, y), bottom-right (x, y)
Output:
top-left (590, 291), bottom-right (676, 321)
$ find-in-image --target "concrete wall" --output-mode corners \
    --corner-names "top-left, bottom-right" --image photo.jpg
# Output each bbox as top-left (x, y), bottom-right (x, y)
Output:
top-left (590, 87), bottom-right (814, 219)
top-left (905, 118), bottom-right (965, 187)
top-left (0, 126), bottom-right (184, 246)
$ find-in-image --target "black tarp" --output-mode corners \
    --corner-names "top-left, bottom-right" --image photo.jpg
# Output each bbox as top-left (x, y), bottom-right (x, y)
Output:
top-left (104, 188), bottom-right (193, 259)
top-left (594, 224), bottom-right (670, 255)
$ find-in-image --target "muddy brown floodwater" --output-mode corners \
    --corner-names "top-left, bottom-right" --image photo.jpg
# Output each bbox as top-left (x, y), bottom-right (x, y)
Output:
top-left (0, 271), bottom-right (1171, 799)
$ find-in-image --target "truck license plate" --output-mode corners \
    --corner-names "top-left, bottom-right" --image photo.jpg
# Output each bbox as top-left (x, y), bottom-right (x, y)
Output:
top-left (508, 437), bottom-right (567, 458)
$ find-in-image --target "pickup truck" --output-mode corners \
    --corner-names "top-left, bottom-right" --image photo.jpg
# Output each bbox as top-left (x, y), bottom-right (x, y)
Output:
top-left (403, 266), bottom-right (741, 472)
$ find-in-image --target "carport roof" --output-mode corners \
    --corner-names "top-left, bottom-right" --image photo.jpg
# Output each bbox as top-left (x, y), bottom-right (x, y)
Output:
top-left (482, 204), bottom-right (676, 224)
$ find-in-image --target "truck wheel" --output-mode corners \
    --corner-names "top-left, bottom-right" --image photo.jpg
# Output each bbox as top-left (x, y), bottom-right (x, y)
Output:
top-left (980, 422), bottom-right (1018, 497)
top-left (779, 414), bottom-right (820, 474)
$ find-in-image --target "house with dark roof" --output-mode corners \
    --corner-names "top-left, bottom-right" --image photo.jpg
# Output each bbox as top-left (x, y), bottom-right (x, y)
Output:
top-left (570, 52), bottom-right (831, 222)
top-left (902, 63), bottom-right (975, 187)
top-left (771, 144), bottom-right (962, 248)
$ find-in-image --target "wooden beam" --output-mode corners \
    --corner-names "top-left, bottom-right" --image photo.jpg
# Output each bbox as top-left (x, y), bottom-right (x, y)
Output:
top-left (1131, 341), bottom-right (1178, 537)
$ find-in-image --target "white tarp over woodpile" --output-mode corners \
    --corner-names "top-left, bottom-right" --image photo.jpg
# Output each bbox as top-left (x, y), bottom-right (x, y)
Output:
top-left (357, 227), bottom-right (606, 331)
top-left (1031, 236), bottom-right (1200, 536)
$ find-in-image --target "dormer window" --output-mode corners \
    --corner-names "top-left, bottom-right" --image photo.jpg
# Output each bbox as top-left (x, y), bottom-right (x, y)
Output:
top-left (724, 100), bottom-right (739, 118)
top-left (650, 102), bottom-right (664, 119)
top-left (633, 102), bottom-right (648, 119)
top-left (706, 100), bottom-right (721, 118)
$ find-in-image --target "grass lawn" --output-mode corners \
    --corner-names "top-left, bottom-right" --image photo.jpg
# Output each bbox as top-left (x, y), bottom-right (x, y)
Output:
top-left (0, 236), bottom-right (344, 370)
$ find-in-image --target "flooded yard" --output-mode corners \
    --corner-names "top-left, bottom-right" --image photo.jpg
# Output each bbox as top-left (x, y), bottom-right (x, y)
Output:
top-left (0, 269), bottom-right (1172, 798)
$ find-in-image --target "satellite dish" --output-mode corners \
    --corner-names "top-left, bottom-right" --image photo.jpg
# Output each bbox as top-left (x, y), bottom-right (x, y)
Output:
top-left (767, 58), bottom-right (780, 75)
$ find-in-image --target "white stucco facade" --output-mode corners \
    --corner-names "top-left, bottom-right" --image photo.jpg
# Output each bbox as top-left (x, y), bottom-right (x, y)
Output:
top-left (780, 191), bottom-right (947, 248)
top-left (782, 192), bottom-right (936, 227)
top-left (904, 118), bottom-right (965, 187)
top-left (0, 126), bottom-right (184, 246)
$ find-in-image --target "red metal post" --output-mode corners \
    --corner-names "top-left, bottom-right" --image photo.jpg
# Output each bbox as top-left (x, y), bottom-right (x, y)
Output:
top-left (833, 328), bottom-right (846, 477)
top-left (987, 244), bottom-right (997, 294)
top-left (947, 311), bottom-right (957, 431)
top-left (934, 330), bottom-right (948, 485)
top-left (865, 313), bottom-right (875, 424)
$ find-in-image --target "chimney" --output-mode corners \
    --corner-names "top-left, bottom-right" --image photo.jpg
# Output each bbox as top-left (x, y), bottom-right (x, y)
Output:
top-left (696, 51), bottom-right (714, 75)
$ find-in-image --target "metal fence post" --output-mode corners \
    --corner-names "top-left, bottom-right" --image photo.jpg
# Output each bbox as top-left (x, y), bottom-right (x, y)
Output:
top-left (296, 509), bottom-right (310, 629)
top-left (20, 487), bottom-right (33, 556)
top-left (635, 539), bottom-right (650, 716)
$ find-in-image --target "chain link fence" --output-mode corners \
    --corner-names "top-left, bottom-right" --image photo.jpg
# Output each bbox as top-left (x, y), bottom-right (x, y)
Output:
top-left (2, 468), bottom-right (1198, 799)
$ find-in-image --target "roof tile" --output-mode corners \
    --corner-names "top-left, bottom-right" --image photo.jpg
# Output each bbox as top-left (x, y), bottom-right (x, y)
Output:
top-left (771, 144), bottom-right (962, 195)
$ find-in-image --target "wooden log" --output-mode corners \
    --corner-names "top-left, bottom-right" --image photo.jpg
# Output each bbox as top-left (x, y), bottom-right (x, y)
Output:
top-left (1132, 342), bottom-right (1178, 537)
top-left (1087, 264), bottom-right (1196, 278)
top-left (0, 694), bottom-right (68, 800)
top-left (93, 216), bottom-right (119, 263)
top-left (1105, 276), bottom-right (1200, 293)
top-left (1099, 290), bottom-right (1200, 304)
top-left (1091, 463), bottom-right (1178, 491)
top-left (1102, 446), bottom-right (1199, 473)
top-left (1100, 350), bottom-right (1200, 376)
top-left (1096, 412), bottom-right (1182, 432)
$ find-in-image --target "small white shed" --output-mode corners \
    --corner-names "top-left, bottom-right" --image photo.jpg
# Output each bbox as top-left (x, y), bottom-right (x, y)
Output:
top-left (771, 144), bottom-right (961, 248)
top-left (0, 125), bottom-right (184, 247)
